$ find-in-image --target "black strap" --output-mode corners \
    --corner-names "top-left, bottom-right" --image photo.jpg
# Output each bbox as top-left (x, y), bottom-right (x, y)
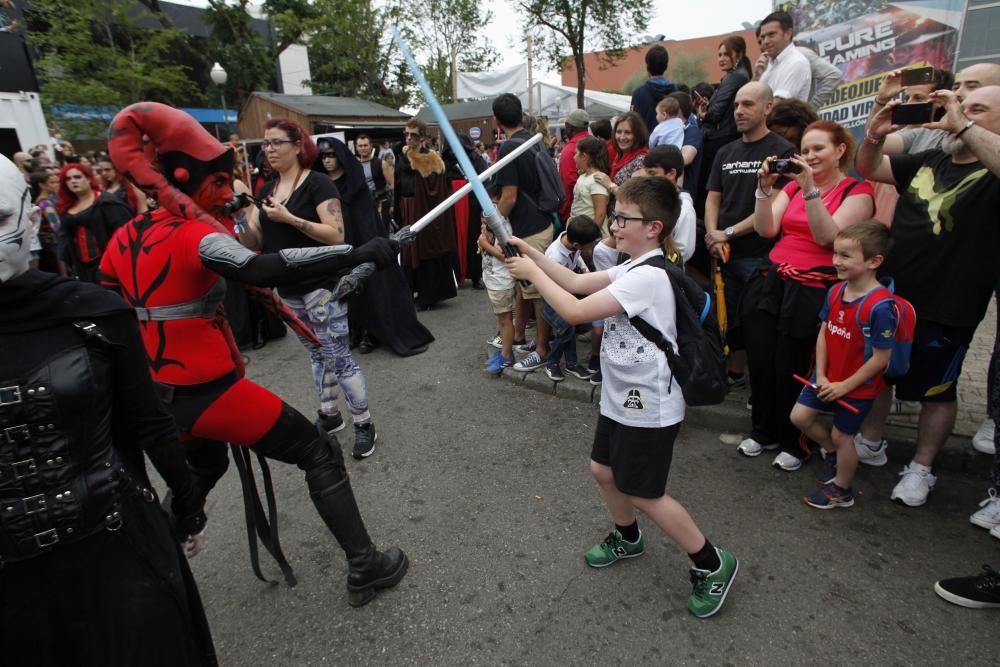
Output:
top-left (230, 445), bottom-right (298, 587)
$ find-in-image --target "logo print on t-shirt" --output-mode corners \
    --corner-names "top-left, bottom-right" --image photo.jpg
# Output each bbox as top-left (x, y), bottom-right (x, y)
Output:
top-left (623, 389), bottom-right (644, 410)
top-left (908, 165), bottom-right (988, 234)
top-left (837, 310), bottom-right (845, 323)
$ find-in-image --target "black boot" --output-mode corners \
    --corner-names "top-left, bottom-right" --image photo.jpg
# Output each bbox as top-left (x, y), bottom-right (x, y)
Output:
top-left (308, 472), bottom-right (409, 607)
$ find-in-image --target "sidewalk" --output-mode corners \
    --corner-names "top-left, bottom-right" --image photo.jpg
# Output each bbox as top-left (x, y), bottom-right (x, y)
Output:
top-left (493, 297), bottom-right (997, 473)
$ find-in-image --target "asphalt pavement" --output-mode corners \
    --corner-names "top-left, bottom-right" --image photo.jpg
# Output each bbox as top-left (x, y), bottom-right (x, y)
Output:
top-left (186, 288), bottom-right (998, 666)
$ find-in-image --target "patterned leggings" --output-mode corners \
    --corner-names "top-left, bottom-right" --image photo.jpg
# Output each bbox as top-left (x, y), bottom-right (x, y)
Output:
top-left (284, 288), bottom-right (371, 425)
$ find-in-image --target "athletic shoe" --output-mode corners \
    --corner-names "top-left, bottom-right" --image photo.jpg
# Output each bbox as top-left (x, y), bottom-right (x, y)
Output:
top-left (514, 339), bottom-right (536, 353)
top-left (687, 548), bottom-right (739, 618)
top-left (970, 490), bottom-right (1000, 530)
top-left (316, 410), bottom-right (346, 434)
top-left (934, 565), bottom-right (1000, 609)
top-left (973, 419), bottom-right (996, 455)
top-left (486, 333), bottom-right (503, 349)
top-left (565, 364), bottom-right (594, 380)
top-left (804, 483), bottom-right (855, 509)
top-left (854, 434), bottom-right (889, 466)
top-left (727, 373), bottom-right (747, 390)
top-left (545, 364), bottom-right (565, 382)
top-left (484, 351), bottom-right (514, 374)
top-left (772, 451), bottom-right (803, 472)
top-left (584, 530), bottom-right (644, 568)
top-left (821, 451), bottom-right (838, 485)
top-left (352, 422), bottom-right (377, 460)
top-left (737, 438), bottom-right (778, 457)
top-left (513, 351), bottom-right (545, 372)
top-left (890, 463), bottom-right (936, 507)
top-left (589, 369), bottom-right (602, 385)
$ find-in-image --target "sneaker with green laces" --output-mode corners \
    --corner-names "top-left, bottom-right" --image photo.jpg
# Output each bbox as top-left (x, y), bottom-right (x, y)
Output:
top-left (584, 530), bottom-right (644, 568)
top-left (687, 548), bottom-right (739, 618)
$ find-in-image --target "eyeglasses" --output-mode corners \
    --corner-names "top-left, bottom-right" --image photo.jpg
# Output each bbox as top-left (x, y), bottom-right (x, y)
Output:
top-left (320, 152), bottom-right (336, 158)
top-left (404, 132), bottom-right (422, 139)
top-left (609, 212), bottom-right (653, 228)
top-left (261, 139), bottom-right (294, 150)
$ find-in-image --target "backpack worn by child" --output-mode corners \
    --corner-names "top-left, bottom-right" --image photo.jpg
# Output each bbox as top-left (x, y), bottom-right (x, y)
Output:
top-left (827, 278), bottom-right (916, 378)
top-left (627, 254), bottom-right (729, 406)
top-left (502, 134), bottom-right (565, 215)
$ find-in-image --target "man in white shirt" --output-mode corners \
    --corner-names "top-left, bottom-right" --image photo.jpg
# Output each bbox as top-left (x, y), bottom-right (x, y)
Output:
top-left (754, 10), bottom-right (811, 103)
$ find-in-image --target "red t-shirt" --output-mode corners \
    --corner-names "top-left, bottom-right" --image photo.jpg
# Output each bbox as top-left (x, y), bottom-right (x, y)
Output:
top-left (100, 209), bottom-right (235, 385)
top-left (769, 178), bottom-right (874, 272)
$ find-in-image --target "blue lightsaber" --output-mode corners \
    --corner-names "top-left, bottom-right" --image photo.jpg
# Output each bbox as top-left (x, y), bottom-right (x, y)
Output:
top-left (391, 27), bottom-right (523, 266)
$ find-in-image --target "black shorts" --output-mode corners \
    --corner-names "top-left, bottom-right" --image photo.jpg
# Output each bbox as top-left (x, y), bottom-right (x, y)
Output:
top-left (590, 415), bottom-right (681, 499)
top-left (892, 320), bottom-right (973, 403)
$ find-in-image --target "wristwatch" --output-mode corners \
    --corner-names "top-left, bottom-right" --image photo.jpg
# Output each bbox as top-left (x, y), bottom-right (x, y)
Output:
top-left (803, 189), bottom-right (822, 201)
top-left (725, 226), bottom-right (735, 238)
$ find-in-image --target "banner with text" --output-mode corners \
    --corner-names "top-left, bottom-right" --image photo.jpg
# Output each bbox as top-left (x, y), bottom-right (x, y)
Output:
top-left (781, 0), bottom-right (964, 134)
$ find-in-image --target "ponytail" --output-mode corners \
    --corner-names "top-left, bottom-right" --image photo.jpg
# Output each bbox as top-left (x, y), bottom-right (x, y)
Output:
top-left (662, 235), bottom-right (681, 266)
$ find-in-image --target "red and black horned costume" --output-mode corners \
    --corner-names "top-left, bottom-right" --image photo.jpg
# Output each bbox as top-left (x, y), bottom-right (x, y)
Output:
top-left (98, 102), bottom-right (408, 605)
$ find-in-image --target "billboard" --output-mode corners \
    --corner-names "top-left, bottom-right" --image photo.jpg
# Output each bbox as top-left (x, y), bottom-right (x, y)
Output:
top-left (780, 0), bottom-right (965, 133)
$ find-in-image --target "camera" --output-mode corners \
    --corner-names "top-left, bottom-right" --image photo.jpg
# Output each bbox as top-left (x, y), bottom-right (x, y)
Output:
top-left (223, 192), bottom-right (256, 215)
top-left (769, 158), bottom-right (801, 175)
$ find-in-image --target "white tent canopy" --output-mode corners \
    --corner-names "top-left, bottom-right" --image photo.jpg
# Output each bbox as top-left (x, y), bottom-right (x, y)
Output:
top-left (518, 81), bottom-right (631, 124)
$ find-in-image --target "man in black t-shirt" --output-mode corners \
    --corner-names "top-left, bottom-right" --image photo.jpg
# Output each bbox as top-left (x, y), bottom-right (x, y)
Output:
top-left (856, 85), bottom-right (1000, 508)
top-left (705, 81), bottom-right (795, 383)
top-left (493, 93), bottom-right (554, 370)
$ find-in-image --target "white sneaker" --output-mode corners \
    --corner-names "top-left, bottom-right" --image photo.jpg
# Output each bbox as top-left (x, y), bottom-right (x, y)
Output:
top-left (972, 419), bottom-right (996, 455)
top-left (737, 438), bottom-right (777, 457)
top-left (854, 434), bottom-right (888, 466)
top-left (890, 463), bottom-right (936, 507)
top-left (772, 451), bottom-right (803, 471)
top-left (970, 490), bottom-right (1000, 530)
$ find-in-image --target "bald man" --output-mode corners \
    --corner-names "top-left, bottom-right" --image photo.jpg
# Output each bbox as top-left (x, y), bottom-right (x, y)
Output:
top-left (12, 152), bottom-right (30, 176)
top-left (855, 85), bottom-right (1000, 509)
top-left (704, 82), bottom-right (798, 460)
top-left (866, 62), bottom-right (1000, 156)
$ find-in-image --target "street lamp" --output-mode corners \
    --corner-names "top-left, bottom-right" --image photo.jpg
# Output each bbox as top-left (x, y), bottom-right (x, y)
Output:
top-left (210, 62), bottom-right (230, 138)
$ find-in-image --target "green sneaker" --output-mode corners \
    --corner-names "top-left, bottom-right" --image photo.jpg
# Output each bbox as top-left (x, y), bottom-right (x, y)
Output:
top-left (687, 548), bottom-right (739, 618)
top-left (584, 530), bottom-right (644, 568)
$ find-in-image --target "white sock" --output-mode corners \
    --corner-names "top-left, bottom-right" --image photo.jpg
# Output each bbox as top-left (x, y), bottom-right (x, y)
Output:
top-left (909, 461), bottom-right (932, 474)
top-left (858, 435), bottom-right (883, 450)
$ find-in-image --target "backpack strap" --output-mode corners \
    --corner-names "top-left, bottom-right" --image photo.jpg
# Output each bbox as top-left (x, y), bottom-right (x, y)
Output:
top-left (853, 286), bottom-right (894, 335)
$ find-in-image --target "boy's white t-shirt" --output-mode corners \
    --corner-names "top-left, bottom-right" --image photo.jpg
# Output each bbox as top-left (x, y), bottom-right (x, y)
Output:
top-left (545, 232), bottom-right (586, 271)
top-left (601, 248), bottom-right (685, 428)
top-left (673, 192), bottom-right (696, 263)
top-left (592, 240), bottom-right (619, 271)
top-left (481, 218), bottom-right (515, 291)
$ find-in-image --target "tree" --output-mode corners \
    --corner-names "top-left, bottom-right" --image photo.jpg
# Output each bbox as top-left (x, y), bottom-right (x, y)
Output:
top-left (405, 0), bottom-right (499, 103)
top-left (670, 50), bottom-right (708, 89)
top-left (518, 0), bottom-right (652, 108)
top-left (26, 0), bottom-right (200, 137)
top-left (202, 0), bottom-right (277, 105)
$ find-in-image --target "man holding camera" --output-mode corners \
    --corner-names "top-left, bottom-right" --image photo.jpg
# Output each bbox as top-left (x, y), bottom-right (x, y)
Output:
top-left (705, 81), bottom-right (795, 391)
top-left (855, 85), bottom-right (1000, 508)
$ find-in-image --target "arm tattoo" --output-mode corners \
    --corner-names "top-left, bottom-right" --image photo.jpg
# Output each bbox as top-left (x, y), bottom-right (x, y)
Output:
top-left (325, 199), bottom-right (343, 223)
top-left (298, 219), bottom-right (312, 233)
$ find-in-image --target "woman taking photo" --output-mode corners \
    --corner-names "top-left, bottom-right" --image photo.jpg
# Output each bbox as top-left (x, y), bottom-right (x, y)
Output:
top-left (239, 119), bottom-right (379, 460)
top-left (570, 136), bottom-right (611, 230)
top-left (610, 112), bottom-right (649, 185)
top-left (314, 137), bottom-right (433, 357)
top-left (738, 120), bottom-right (876, 472)
top-left (56, 162), bottom-right (134, 282)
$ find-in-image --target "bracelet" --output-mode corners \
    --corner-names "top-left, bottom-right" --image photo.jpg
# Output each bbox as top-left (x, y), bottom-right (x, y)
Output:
top-left (863, 133), bottom-right (885, 146)
top-left (755, 186), bottom-right (774, 200)
top-left (956, 120), bottom-right (975, 138)
top-left (874, 96), bottom-right (891, 106)
top-left (803, 189), bottom-right (822, 201)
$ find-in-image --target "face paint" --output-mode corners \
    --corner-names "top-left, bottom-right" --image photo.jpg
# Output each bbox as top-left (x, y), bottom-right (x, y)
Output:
top-left (190, 171), bottom-right (235, 215)
top-left (0, 155), bottom-right (38, 283)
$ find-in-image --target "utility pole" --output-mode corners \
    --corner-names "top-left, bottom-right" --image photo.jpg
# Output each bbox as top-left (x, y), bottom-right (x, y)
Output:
top-left (526, 34), bottom-right (534, 114)
top-left (451, 46), bottom-right (458, 102)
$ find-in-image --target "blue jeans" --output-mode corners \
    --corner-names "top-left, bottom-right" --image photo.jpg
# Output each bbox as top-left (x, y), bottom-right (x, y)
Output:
top-left (542, 299), bottom-right (577, 367)
top-left (283, 288), bottom-right (371, 424)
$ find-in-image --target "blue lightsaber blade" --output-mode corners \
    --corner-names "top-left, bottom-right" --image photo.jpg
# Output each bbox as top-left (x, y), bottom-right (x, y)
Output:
top-left (391, 27), bottom-right (522, 263)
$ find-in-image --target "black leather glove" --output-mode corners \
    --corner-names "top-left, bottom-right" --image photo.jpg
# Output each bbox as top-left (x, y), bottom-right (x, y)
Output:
top-left (173, 506), bottom-right (208, 542)
top-left (353, 237), bottom-right (400, 269)
top-left (391, 225), bottom-right (417, 247)
top-left (329, 262), bottom-right (376, 302)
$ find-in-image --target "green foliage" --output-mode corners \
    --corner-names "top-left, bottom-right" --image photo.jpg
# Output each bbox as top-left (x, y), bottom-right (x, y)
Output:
top-left (203, 0), bottom-right (276, 104)
top-left (26, 0), bottom-right (200, 137)
top-left (622, 69), bottom-right (647, 95)
top-left (670, 50), bottom-right (709, 89)
top-left (517, 0), bottom-right (652, 107)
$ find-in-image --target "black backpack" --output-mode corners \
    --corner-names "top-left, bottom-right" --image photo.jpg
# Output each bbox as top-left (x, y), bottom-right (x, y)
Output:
top-left (626, 254), bottom-right (728, 406)
top-left (504, 134), bottom-right (565, 214)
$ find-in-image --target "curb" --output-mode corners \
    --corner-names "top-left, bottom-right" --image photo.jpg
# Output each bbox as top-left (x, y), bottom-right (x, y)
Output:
top-left (494, 352), bottom-right (994, 476)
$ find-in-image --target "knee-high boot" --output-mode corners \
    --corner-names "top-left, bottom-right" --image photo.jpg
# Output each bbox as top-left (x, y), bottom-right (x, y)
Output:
top-left (252, 403), bottom-right (408, 606)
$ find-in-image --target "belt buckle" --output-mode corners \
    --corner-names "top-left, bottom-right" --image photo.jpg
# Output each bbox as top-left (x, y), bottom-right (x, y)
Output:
top-left (34, 528), bottom-right (59, 548)
top-left (23, 494), bottom-right (47, 515)
top-left (0, 386), bottom-right (21, 406)
top-left (3, 424), bottom-right (30, 444)
top-left (11, 458), bottom-right (36, 479)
